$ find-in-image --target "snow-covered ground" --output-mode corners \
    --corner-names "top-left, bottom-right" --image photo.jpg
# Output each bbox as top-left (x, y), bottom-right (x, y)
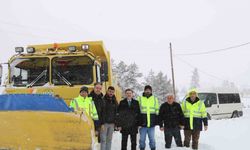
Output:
top-left (0, 87), bottom-right (4, 94)
top-left (112, 108), bottom-right (250, 150)
top-left (242, 98), bottom-right (250, 108)
top-left (1, 86), bottom-right (249, 150)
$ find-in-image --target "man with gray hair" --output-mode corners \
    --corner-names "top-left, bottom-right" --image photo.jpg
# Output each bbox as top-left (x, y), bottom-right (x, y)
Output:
top-left (159, 94), bottom-right (185, 149)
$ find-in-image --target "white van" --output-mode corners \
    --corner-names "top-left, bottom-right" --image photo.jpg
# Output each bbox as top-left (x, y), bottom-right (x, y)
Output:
top-left (197, 92), bottom-right (243, 119)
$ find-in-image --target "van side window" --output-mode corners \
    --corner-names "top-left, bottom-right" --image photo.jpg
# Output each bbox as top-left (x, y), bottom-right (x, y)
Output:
top-left (218, 93), bottom-right (241, 104)
top-left (234, 94), bottom-right (241, 103)
top-left (218, 94), bottom-right (228, 104)
top-left (230, 94), bottom-right (241, 103)
top-left (228, 94), bottom-right (235, 103)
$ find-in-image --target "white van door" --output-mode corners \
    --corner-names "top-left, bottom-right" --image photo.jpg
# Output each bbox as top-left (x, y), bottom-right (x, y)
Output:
top-left (199, 93), bottom-right (219, 119)
top-left (218, 94), bottom-right (237, 119)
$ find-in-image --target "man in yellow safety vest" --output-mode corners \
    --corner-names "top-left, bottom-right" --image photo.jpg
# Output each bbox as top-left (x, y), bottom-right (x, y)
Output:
top-left (138, 85), bottom-right (159, 150)
top-left (181, 88), bottom-right (208, 150)
top-left (70, 86), bottom-right (99, 128)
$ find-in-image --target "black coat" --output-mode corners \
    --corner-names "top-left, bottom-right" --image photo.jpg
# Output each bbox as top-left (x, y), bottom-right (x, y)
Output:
top-left (117, 98), bottom-right (141, 134)
top-left (102, 94), bottom-right (118, 124)
top-left (89, 91), bottom-right (104, 126)
top-left (159, 102), bottom-right (185, 129)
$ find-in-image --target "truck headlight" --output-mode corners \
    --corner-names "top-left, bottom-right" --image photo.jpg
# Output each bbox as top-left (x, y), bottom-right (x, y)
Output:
top-left (81, 44), bottom-right (89, 52)
top-left (68, 46), bottom-right (77, 52)
top-left (15, 47), bottom-right (24, 54)
top-left (26, 47), bottom-right (35, 53)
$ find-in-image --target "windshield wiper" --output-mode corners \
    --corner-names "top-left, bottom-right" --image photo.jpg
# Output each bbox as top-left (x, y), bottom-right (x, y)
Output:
top-left (27, 70), bottom-right (47, 87)
top-left (54, 71), bottom-right (72, 86)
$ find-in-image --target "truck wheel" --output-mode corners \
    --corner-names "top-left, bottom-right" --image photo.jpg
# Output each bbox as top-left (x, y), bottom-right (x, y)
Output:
top-left (231, 111), bottom-right (239, 118)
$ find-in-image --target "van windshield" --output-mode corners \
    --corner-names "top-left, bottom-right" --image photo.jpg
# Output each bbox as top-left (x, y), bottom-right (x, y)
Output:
top-left (198, 93), bottom-right (217, 107)
top-left (52, 56), bottom-right (93, 85)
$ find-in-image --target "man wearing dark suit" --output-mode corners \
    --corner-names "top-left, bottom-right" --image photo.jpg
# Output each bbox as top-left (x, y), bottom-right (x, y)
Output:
top-left (117, 89), bottom-right (141, 150)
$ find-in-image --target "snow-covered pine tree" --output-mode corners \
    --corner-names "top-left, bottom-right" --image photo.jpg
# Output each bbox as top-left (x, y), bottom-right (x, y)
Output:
top-left (144, 71), bottom-right (173, 104)
top-left (112, 60), bottom-right (143, 96)
top-left (190, 68), bottom-right (200, 89)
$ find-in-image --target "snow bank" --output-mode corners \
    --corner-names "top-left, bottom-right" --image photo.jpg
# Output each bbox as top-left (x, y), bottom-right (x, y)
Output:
top-left (242, 98), bottom-right (250, 108)
top-left (0, 87), bottom-right (4, 94)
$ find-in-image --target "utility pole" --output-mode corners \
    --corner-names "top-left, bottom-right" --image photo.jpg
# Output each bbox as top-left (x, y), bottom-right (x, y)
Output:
top-left (169, 43), bottom-right (176, 99)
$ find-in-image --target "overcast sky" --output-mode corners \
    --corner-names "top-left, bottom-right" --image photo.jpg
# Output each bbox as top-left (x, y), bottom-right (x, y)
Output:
top-left (1, 0), bottom-right (250, 90)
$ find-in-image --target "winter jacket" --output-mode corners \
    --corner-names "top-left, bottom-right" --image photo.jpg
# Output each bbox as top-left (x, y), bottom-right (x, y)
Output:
top-left (117, 98), bottom-right (141, 134)
top-left (182, 97), bottom-right (208, 131)
top-left (102, 94), bottom-right (118, 124)
top-left (138, 93), bottom-right (159, 128)
top-left (159, 102), bottom-right (185, 129)
top-left (89, 91), bottom-right (104, 126)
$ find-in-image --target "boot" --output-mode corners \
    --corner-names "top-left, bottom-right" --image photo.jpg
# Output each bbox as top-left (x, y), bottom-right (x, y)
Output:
top-left (151, 148), bottom-right (156, 150)
top-left (184, 141), bottom-right (190, 148)
top-left (192, 141), bottom-right (198, 149)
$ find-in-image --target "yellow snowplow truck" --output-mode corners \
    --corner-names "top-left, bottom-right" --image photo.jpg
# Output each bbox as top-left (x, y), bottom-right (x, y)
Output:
top-left (1, 41), bottom-right (121, 104)
top-left (0, 41), bottom-right (121, 149)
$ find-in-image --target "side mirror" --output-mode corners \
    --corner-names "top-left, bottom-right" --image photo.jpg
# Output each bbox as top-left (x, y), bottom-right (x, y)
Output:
top-left (101, 61), bottom-right (109, 82)
top-left (204, 99), bottom-right (212, 107)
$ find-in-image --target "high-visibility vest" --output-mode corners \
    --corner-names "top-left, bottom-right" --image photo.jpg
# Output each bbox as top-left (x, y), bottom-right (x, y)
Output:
top-left (138, 96), bottom-right (159, 127)
top-left (181, 99), bottom-right (207, 130)
top-left (70, 95), bottom-right (99, 121)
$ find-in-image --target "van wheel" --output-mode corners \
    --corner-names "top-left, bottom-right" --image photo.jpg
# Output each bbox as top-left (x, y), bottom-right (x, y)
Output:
top-left (207, 113), bottom-right (211, 120)
top-left (231, 111), bottom-right (239, 118)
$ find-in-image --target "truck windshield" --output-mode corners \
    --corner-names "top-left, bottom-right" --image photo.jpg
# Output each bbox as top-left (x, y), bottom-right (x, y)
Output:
top-left (52, 56), bottom-right (93, 85)
top-left (10, 57), bottom-right (49, 87)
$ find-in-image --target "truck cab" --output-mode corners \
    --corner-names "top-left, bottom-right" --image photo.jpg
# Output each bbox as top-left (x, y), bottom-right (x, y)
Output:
top-left (2, 41), bottom-right (121, 105)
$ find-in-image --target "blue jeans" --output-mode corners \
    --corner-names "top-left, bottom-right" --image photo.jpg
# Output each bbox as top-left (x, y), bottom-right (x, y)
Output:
top-left (139, 127), bottom-right (156, 149)
top-left (100, 123), bottom-right (115, 150)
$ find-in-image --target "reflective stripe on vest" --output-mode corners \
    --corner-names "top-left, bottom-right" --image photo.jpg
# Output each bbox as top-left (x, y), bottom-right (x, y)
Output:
top-left (74, 99), bottom-right (79, 111)
top-left (139, 96), bottom-right (158, 114)
top-left (91, 100), bottom-right (98, 120)
top-left (139, 96), bottom-right (159, 127)
top-left (73, 96), bottom-right (99, 120)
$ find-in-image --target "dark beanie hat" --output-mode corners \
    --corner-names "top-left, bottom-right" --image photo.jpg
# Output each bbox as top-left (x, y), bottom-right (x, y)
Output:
top-left (144, 85), bottom-right (152, 91)
top-left (80, 86), bottom-right (89, 93)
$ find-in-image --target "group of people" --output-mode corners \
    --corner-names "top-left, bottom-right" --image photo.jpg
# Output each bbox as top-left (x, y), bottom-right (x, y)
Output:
top-left (69, 82), bottom-right (208, 150)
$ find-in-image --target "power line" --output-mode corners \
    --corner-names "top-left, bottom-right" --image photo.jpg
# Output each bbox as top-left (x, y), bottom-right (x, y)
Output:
top-left (175, 42), bottom-right (250, 56)
top-left (0, 20), bottom-right (90, 39)
top-left (174, 56), bottom-right (225, 81)
top-left (0, 20), bottom-right (62, 35)
top-left (0, 28), bottom-right (60, 41)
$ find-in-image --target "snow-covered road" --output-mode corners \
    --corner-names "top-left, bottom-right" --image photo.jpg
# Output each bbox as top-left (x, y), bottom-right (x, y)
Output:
top-left (112, 108), bottom-right (250, 150)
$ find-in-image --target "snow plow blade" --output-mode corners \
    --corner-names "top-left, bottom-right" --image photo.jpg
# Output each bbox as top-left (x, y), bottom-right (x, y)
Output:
top-left (0, 94), bottom-right (95, 150)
